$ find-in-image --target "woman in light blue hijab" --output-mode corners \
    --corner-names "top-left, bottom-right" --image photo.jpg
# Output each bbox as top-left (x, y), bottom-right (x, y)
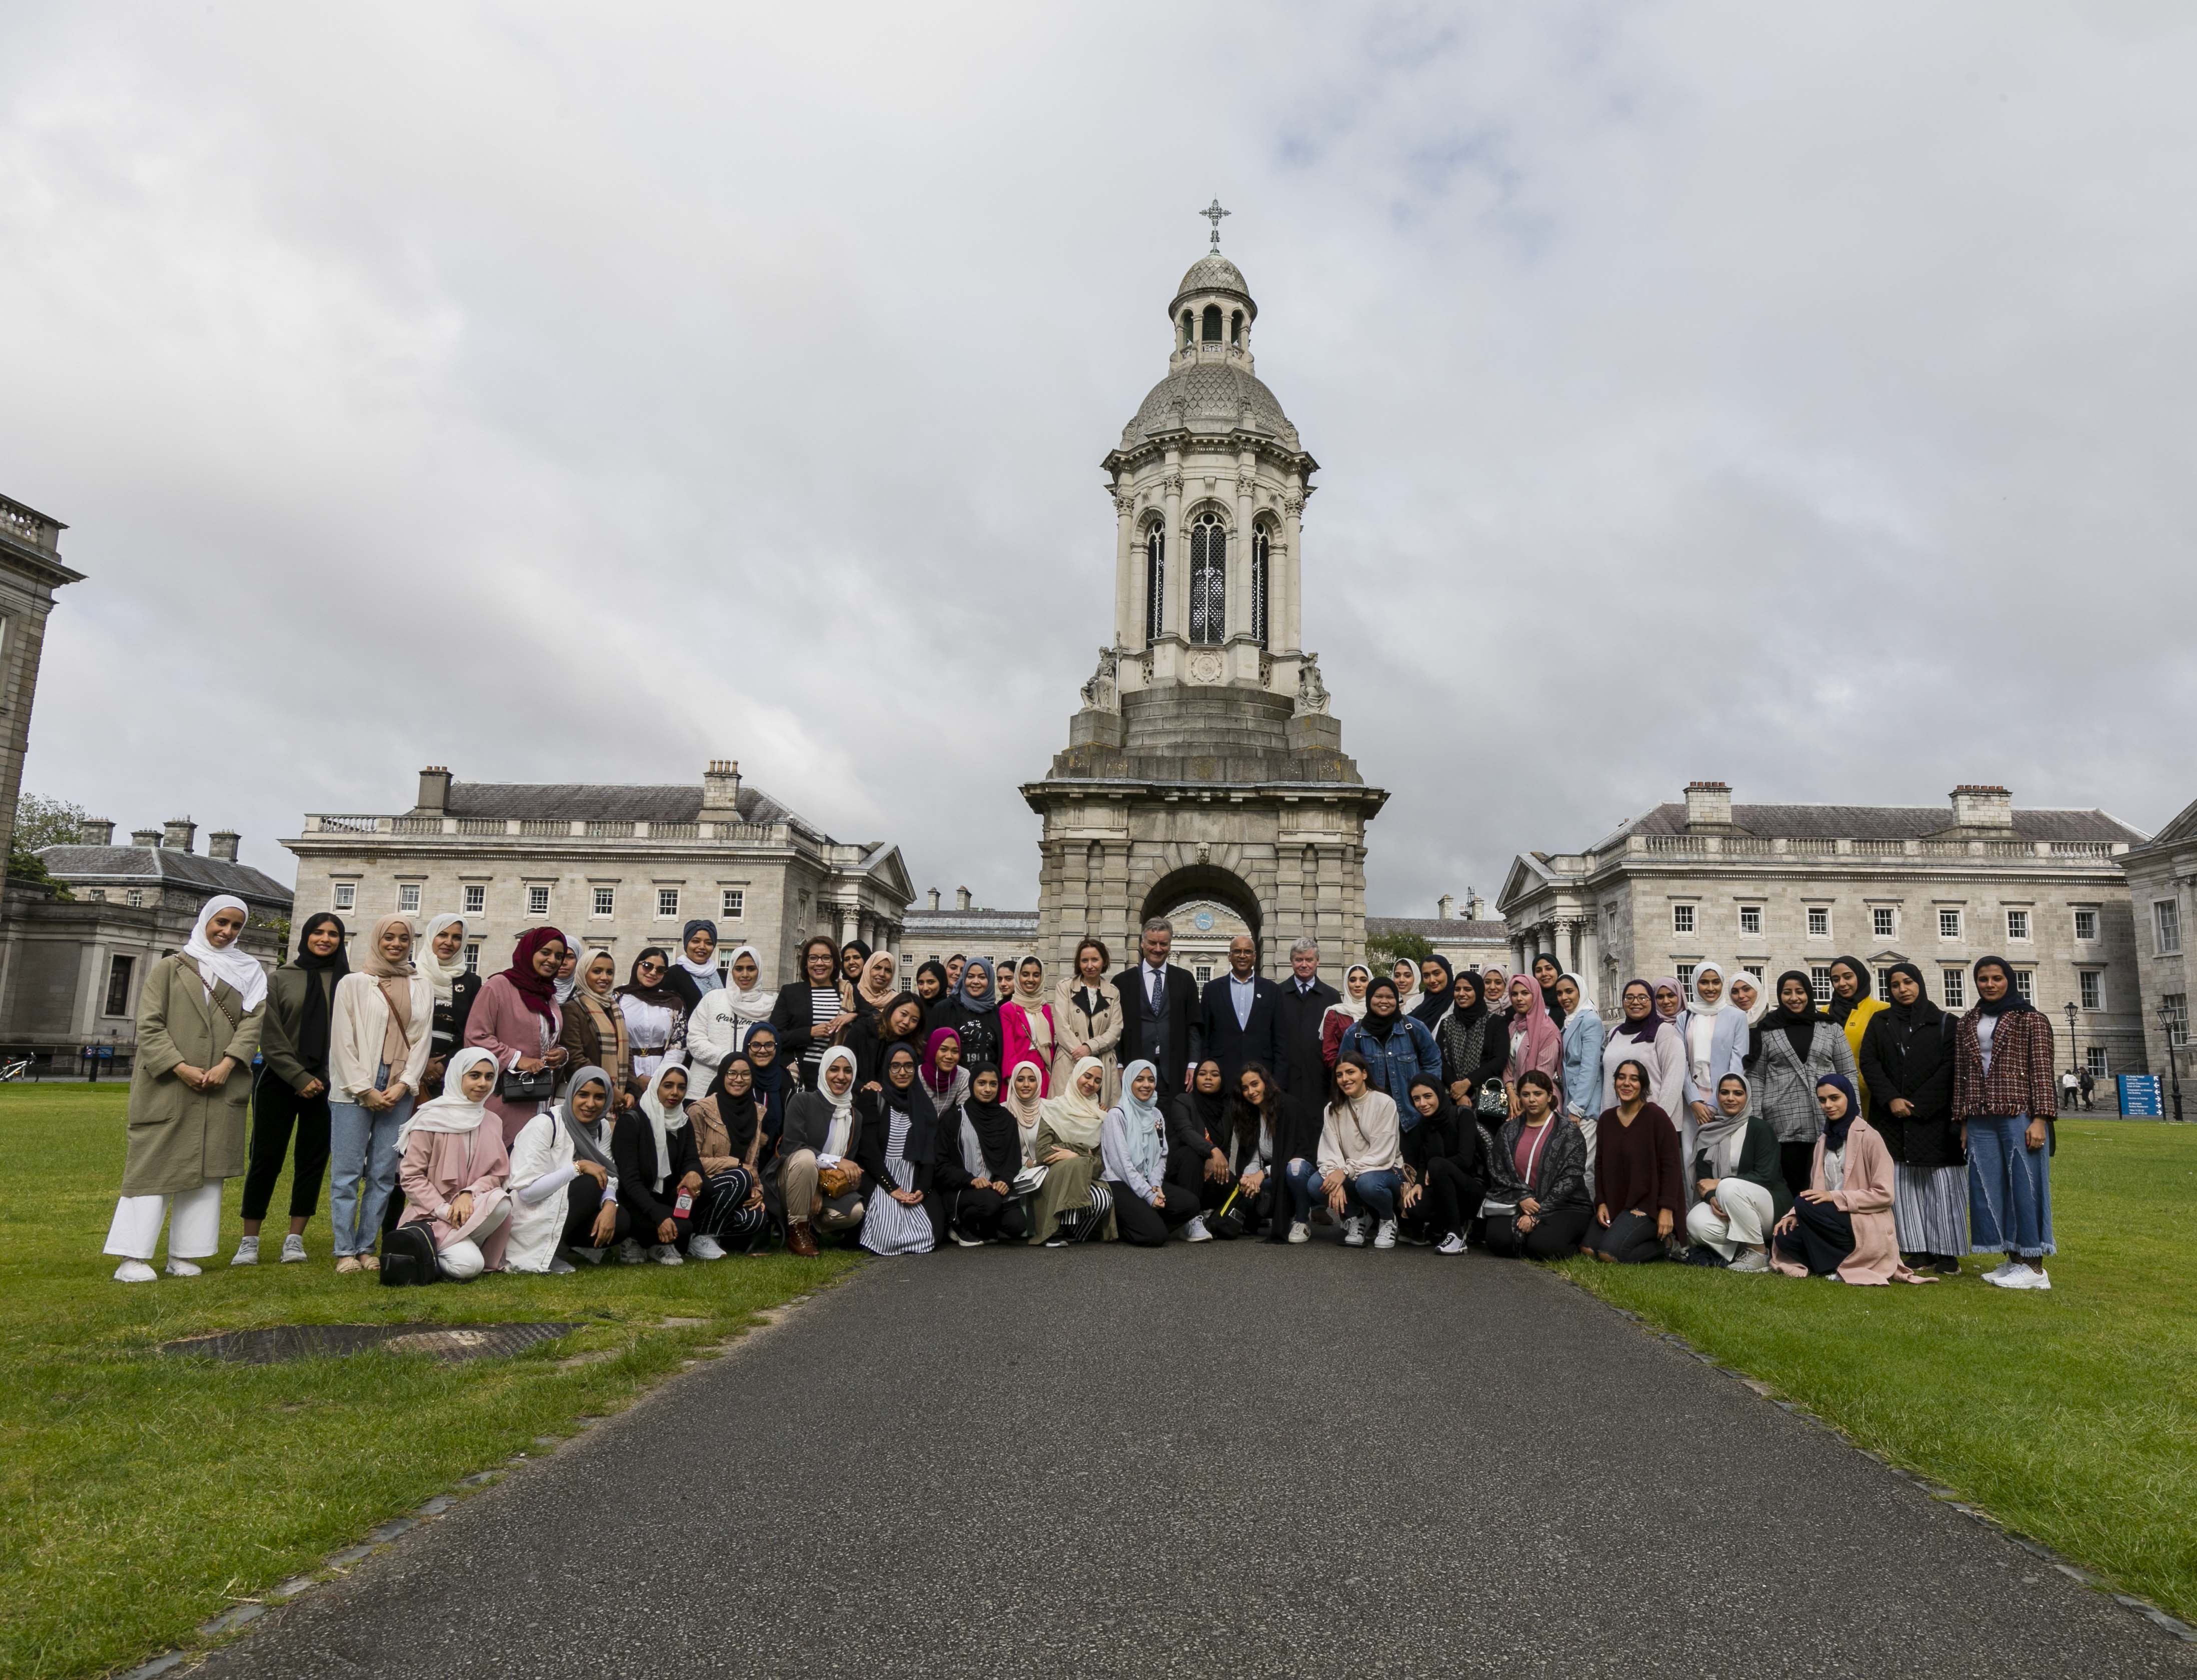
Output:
top-left (1099, 1060), bottom-right (1204, 1246)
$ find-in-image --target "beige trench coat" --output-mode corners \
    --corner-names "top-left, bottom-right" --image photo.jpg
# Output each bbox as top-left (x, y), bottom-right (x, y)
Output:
top-left (120, 953), bottom-right (266, 1196)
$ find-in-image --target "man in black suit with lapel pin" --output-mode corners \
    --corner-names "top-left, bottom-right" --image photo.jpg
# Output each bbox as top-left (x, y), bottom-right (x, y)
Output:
top-left (1273, 936), bottom-right (1341, 1099)
top-left (1114, 918), bottom-right (1200, 1092)
top-left (1195, 934), bottom-right (1283, 1090)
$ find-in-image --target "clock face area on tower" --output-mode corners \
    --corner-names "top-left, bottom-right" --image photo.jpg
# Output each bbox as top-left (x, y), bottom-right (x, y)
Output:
top-left (1021, 216), bottom-right (1387, 980)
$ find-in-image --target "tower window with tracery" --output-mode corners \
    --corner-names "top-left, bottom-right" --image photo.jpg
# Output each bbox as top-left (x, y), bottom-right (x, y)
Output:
top-left (1251, 525), bottom-right (1270, 648)
top-left (1144, 524), bottom-right (1165, 644)
top-left (1189, 512), bottom-right (1226, 644)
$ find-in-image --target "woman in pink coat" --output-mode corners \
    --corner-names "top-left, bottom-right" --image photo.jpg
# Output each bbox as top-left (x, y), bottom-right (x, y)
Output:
top-left (396, 1048), bottom-right (512, 1279)
top-left (1770, 1074), bottom-right (1932, 1285)
top-left (465, 926), bottom-right (572, 1146)
top-left (999, 956), bottom-right (1059, 1097)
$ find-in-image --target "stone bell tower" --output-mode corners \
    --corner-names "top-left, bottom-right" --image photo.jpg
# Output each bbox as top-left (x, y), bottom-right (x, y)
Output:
top-left (1023, 208), bottom-right (1385, 976)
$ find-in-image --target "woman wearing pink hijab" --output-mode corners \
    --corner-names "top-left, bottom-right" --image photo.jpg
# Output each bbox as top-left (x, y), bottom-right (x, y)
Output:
top-left (1502, 974), bottom-right (1563, 1116)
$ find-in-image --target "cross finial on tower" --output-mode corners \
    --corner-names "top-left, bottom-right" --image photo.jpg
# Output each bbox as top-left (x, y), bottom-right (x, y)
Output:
top-left (1199, 198), bottom-right (1230, 250)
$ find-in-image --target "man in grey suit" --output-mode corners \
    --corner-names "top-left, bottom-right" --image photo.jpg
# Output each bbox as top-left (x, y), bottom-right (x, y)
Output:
top-left (1113, 918), bottom-right (1199, 1092)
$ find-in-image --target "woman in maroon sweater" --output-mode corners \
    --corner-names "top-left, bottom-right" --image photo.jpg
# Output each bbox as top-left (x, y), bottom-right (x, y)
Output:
top-left (1582, 1058), bottom-right (1683, 1263)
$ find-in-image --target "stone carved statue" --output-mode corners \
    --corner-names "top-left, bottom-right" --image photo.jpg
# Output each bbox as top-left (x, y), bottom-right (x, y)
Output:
top-left (1295, 653), bottom-right (1330, 716)
top-left (1081, 647), bottom-right (1119, 712)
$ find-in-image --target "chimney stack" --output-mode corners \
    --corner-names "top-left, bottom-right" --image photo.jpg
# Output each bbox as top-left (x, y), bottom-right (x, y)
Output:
top-left (1684, 780), bottom-right (1732, 830)
top-left (163, 818), bottom-right (197, 854)
top-left (1951, 784), bottom-right (2014, 830)
top-left (414, 766), bottom-right (452, 816)
top-left (955, 886), bottom-right (972, 911)
top-left (928, 888), bottom-right (941, 911)
top-left (208, 830), bottom-right (241, 862)
top-left (132, 828), bottom-right (162, 848)
top-left (701, 758), bottom-right (743, 818)
top-left (1437, 894), bottom-right (1455, 920)
top-left (81, 818), bottom-right (114, 845)
top-left (1466, 890), bottom-right (1487, 921)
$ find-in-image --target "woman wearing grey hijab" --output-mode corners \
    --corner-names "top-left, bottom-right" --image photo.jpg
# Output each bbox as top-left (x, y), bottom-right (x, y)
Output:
top-left (1681, 1072), bottom-right (1790, 1273)
top-left (505, 1065), bottom-right (627, 1272)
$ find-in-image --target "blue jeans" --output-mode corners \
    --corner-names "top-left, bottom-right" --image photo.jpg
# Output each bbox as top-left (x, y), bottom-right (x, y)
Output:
top-left (1965, 1115), bottom-right (2053, 1258)
top-left (329, 1061), bottom-right (415, 1256)
top-left (1284, 1158), bottom-right (1322, 1220)
top-left (1343, 1168), bottom-right (1402, 1224)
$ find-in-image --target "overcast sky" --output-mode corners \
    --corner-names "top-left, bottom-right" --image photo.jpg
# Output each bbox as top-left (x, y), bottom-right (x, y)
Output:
top-left (6, 2), bottom-right (2194, 916)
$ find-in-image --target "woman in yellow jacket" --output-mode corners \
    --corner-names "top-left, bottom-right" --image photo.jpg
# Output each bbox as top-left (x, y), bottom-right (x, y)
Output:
top-left (1825, 956), bottom-right (1887, 1111)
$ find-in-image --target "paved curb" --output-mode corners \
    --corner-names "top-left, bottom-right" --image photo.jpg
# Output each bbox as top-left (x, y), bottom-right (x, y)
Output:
top-left (1566, 1276), bottom-right (2197, 1648)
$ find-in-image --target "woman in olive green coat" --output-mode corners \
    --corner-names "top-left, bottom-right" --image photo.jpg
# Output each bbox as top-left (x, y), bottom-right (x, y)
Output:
top-left (104, 896), bottom-right (267, 1282)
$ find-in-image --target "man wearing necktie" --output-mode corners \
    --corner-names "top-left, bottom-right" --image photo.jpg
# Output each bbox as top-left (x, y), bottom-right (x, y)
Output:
top-left (1112, 918), bottom-right (1199, 1092)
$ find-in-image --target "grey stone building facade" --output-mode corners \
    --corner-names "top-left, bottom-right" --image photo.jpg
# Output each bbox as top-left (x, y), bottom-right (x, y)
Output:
top-left (2119, 794), bottom-right (2196, 1104)
top-left (287, 762), bottom-right (912, 984)
top-left (1024, 233), bottom-right (1385, 977)
top-left (0, 818), bottom-right (290, 1066)
top-left (0, 492), bottom-right (84, 892)
top-left (898, 890), bottom-right (1040, 986)
top-left (1498, 780), bottom-right (2148, 1076)
top-left (1367, 896), bottom-right (1511, 979)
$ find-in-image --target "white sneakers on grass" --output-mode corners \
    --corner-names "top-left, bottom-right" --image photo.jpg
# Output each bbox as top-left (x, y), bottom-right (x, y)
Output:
top-left (1988, 1260), bottom-right (2052, 1290)
top-left (280, 1234), bottom-right (307, 1264)
top-left (113, 1260), bottom-right (157, 1283)
top-left (688, 1235), bottom-right (727, 1261)
top-left (650, 1244), bottom-right (684, 1266)
top-left (231, 1236), bottom-right (259, 1266)
top-left (1729, 1248), bottom-right (1772, 1274)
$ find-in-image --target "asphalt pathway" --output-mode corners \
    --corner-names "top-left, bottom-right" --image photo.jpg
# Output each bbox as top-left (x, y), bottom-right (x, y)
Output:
top-left (204, 1238), bottom-right (2193, 1678)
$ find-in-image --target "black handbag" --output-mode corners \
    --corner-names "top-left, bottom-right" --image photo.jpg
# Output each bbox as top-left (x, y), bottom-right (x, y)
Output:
top-left (1474, 1078), bottom-right (1510, 1119)
top-left (379, 1222), bottom-right (441, 1287)
top-left (498, 1064), bottom-right (557, 1104)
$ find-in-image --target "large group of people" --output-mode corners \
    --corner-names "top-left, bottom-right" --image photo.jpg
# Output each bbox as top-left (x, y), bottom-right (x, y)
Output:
top-left (103, 900), bottom-right (2062, 1292)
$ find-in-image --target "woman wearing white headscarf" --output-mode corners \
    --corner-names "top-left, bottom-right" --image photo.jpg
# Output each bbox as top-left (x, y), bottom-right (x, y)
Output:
top-left (773, 1044), bottom-right (868, 1256)
top-left (1319, 963), bottom-right (1374, 1069)
top-left (685, 944), bottom-right (776, 1083)
top-left (327, 914), bottom-right (434, 1272)
top-left (395, 1048), bottom-right (512, 1280)
top-left (1102, 1060), bottom-right (1202, 1246)
top-left (1028, 1056), bottom-right (1115, 1244)
top-left (1677, 962), bottom-right (1749, 1197)
top-left (415, 913), bottom-right (482, 1096)
top-left (105, 895), bottom-right (268, 1282)
top-left (506, 1064), bottom-right (626, 1272)
top-left (1681, 1072), bottom-right (1791, 1273)
top-left (1554, 973), bottom-right (1605, 1129)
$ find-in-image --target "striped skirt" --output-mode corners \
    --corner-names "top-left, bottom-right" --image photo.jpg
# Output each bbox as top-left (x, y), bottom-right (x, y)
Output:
top-left (1893, 1163), bottom-right (1967, 1256)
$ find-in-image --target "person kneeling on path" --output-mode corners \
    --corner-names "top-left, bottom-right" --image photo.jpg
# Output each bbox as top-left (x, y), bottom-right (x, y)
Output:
top-left (1293, 1053), bottom-right (1405, 1250)
top-left (1683, 1074), bottom-right (1788, 1272)
top-left (1399, 1074), bottom-right (1487, 1255)
top-left (1480, 1072), bottom-right (1591, 1258)
top-left (937, 1063), bottom-right (1029, 1246)
top-left (1580, 1058), bottom-right (1684, 1264)
top-left (506, 1064), bottom-right (626, 1272)
top-left (776, 1046), bottom-right (869, 1257)
top-left (395, 1048), bottom-right (512, 1280)
top-left (1770, 1074), bottom-right (1932, 1285)
top-left (1102, 1060), bottom-right (1205, 1246)
top-left (611, 1064), bottom-right (706, 1266)
top-left (855, 1042), bottom-right (939, 1256)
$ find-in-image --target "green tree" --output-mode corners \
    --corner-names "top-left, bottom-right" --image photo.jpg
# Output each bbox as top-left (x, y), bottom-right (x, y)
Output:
top-left (1364, 928), bottom-right (1434, 968)
top-left (8, 793), bottom-right (84, 898)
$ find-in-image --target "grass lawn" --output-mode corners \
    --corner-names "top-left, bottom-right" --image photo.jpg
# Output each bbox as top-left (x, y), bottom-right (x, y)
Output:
top-left (1558, 1118), bottom-right (2197, 1624)
top-left (0, 1084), bottom-right (861, 1680)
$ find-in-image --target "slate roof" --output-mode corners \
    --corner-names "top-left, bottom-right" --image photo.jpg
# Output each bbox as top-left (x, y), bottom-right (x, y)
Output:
top-left (437, 780), bottom-right (819, 842)
top-left (2138, 796), bottom-right (2197, 851)
top-left (1367, 916), bottom-right (1510, 942)
top-left (38, 844), bottom-right (293, 908)
top-left (1601, 802), bottom-right (2145, 852)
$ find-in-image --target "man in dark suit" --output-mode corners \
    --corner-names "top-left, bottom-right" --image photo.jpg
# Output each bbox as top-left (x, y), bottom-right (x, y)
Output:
top-left (1113, 918), bottom-right (1200, 1092)
top-left (1273, 936), bottom-right (1341, 1098)
top-left (1195, 934), bottom-right (1283, 1089)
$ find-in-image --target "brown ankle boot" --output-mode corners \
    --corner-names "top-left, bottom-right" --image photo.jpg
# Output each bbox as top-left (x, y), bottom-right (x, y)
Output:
top-left (786, 1220), bottom-right (819, 1258)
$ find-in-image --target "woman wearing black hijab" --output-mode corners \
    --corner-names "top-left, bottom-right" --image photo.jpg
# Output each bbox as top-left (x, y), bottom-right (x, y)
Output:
top-left (1857, 960), bottom-right (1963, 1274)
top-left (235, 912), bottom-right (350, 1266)
top-left (934, 1063), bottom-right (1029, 1246)
top-left (914, 960), bottom-right (953, 1032)
top-left (1169, 1058), bottom-right (1233, 1238)
top-left (1337, 978), bottom-right (1442, 1120)
top-left (1750, 970), bottom-right (1857, 1203)
top-left (1528, 952), bottom-right (1567, 1032)
top-left (1436, 970), bottom-right (1509, 1122)
top-left (1399, 1074), bottom-right (1487, 1254)
top-left (1410, 956), bottom-right (1454, 1030)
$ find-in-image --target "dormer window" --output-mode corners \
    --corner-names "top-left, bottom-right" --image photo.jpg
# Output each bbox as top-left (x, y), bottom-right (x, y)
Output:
top-left (1201, 304), bottom-right (1222, 344)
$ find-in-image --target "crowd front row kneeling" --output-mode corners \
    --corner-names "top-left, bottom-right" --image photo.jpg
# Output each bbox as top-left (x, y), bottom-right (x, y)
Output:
top-left (104, 902), bottom-right (2064, 1292)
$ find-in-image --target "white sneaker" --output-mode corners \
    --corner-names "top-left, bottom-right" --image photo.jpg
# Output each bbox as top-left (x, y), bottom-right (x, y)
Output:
top-left (1986, 1262), bottom-right (2034, 1290)
top-left (114, 1259), bottom-right (157, 1283)
top-left (1983, 1258), bottom-right (2020, 1282)
top-left (1342, 1216), bottom-right (1368, 1248)
top-left (1183, 1216), bottom-right (1212, 1243)
top-left (164, 1258), bottom-right (203, 1278)
top-left (688, 1234), bottom-right (726, 1261)
top-left (1436, 1232), bottom-right (1466, 1256)
top-left (230, 1236), bottom-right (260, 1266)
top-left (280, 1234), bottom-right (308, 1264)
top-left (1729, 1248), bottom-right (1772, 1274)
top-left (1373, 1218), bottom-right (1397, 1250)
top-left (616, 1239), bottom-right (647, 1266)
top-left (2014, 1268), bottom-right (2052, 1291)
top-left (547, 1256), bottom-right (577, 1274)
top-left (1286, 1222), bottom-right (1310, 1244)
top-left (650, 1244), bottom-right (685, 1266)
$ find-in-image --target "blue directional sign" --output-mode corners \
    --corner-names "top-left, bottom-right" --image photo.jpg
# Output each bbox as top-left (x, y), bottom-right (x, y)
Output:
top-left (2118, 1074), bottom-right (2162, 1118)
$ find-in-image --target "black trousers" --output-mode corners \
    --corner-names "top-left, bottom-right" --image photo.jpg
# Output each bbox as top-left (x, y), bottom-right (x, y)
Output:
top-left (1482, 1204), bottom-right (1591, 1258)
top-left (560, 1176), bottom-right (632, 1248)
top-left (1410, 1158), bottom-right (1486, 1241)
top-left (241, 1072), bottom-right (333, 1223)
top-left (953, 1185), bottom-right (1030, 1243)
top-left (1108, 1178), bottom-right (1201, 1246)
top-left (1773, 1196), bottom-right (1855, 1276)
top-left (1580, 1208), bottom-right (1666, 1264)
top-left (1779, 1143), bottom-right (1817, 1210)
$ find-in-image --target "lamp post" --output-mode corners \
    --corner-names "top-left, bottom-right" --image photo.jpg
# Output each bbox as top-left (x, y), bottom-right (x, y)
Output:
top-left (2159, 1000), bottom-right (2186, 1124)
top-left (2063, 1001), bottom-right (2080, 1108)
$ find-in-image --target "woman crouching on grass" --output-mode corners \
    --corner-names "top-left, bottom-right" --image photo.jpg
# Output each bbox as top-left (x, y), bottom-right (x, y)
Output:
top-left (1769, 1074), bottom-right (1931, 1285)
top-left (506, 1066), bottom-right (625, 1273)
top-left (395, 1048), bottom-right (512, 1280)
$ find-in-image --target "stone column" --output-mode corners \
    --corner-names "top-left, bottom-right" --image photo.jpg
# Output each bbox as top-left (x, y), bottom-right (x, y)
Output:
top-left (1229, 458), bottom-right (1255, 640)
top-left (1162, 460), bottom-right (1185, 643)
top-left (1113, 488), bottom-right (1136, 649)
top-left (1281, 488), bottom-right (1305, 653)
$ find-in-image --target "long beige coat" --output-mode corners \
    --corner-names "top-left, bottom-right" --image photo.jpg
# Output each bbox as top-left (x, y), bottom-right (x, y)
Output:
top-left (1049, 978), bottom-right (1122, 1106)
top-left (120, 954), bottom-right (266, 1196)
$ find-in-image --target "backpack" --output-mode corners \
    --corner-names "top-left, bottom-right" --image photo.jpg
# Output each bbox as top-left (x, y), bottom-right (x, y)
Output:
top-left (379, 1222), bottom-right (442, 1287)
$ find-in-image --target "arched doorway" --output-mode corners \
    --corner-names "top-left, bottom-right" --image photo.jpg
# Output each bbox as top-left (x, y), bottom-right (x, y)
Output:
top-left (1139, 864), bottom-right (1263, 974)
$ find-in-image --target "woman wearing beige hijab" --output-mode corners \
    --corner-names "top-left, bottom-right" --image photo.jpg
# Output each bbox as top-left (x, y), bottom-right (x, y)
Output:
top-left (327, 916), bottom-right (433, 1272)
